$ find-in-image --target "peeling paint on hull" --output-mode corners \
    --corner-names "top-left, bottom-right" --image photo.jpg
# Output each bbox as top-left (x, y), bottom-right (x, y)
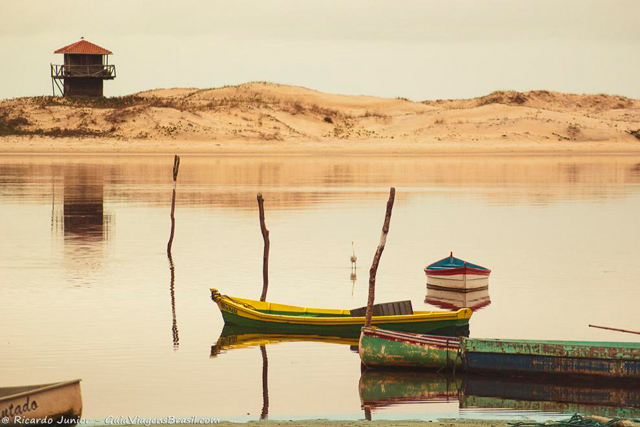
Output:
top-left (465, 352), bottom-right (640, 379)
top-left (463, 338), bottom-right (640, 380)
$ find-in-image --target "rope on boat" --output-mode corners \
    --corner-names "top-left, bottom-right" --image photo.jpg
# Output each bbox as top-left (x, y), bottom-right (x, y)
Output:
top-left (508, 414), bottom-right (640, 427)
top-left (211, 289), bottom-right (258, 311)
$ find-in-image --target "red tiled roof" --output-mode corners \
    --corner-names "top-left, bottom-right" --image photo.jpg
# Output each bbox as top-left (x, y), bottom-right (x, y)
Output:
top-left (54, 39), bottom-right (112, 55)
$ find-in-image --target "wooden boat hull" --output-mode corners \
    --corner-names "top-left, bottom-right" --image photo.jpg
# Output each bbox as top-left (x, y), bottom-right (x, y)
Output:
top-left (426, 273), bottom-right (489, 292)
top-left (462, 338), bottom-right (640, 380)
top-left (0, 380), bottom-right (82, 426)
top-left (359, 327), bottom-right (462, 369)
top-left (211, 289), bottom-right (472, 338)
top-left (358, 328), bottom-right (640, 380)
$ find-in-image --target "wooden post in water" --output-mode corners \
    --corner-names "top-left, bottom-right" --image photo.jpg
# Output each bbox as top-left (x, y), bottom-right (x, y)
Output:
top-left (257, 193), bottom-right (270, 302)
top-left (167, 155), bottom-right (181, 255)
top-left (364, 187), bottom-right (396, 328)
top-left (166, 155), bottom-right (181, 349)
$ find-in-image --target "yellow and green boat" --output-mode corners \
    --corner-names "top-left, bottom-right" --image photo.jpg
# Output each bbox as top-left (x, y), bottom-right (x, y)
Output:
top-left (210, 288), bottom-right (472, 338)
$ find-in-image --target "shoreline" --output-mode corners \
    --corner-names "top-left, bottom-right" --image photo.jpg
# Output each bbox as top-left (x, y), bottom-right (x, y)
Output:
top-left (1, 136), bottom-right (640, 156)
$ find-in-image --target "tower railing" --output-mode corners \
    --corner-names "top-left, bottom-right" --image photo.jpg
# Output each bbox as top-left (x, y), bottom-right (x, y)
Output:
top-left (50, 64), bottom-right (116, 79)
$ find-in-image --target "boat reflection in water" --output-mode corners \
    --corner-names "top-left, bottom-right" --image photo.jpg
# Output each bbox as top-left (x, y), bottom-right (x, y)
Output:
top-left (358, 370), bottom-right (640, 419)
top-left (211, 327), bottom-right (639, 420)
top-left (425, 287), bottom-right (491, 312)
top-left (211, 325), bottom-right (358, 357)
top-left (359, 370), bottom-right (460, 409)
top-left (211, 325), bottom-right (359, 420)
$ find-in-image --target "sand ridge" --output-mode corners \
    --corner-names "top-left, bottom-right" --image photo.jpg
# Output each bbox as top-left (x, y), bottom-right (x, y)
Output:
top-left (1, 82), bottom-right (639, 154)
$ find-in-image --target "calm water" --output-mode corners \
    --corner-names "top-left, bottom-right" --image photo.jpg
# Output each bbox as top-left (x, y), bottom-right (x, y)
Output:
top-left (1, 154), bottom-right (640, 421)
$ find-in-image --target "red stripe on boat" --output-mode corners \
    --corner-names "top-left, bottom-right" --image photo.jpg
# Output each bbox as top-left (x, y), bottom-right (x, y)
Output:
top-left (425, 266), bottom-right (491, 276)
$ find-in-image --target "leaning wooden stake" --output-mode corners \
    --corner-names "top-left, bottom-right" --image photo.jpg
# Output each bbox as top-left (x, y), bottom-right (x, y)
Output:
top-left (167, 155), bottom-right (181, 255)
top-left (364, 187), bottom-right (396, 328)
top-left (257, 193), bottom-right (270, 302)
top-left (589, 324), bottom-right (640, 336)
top-left (166, 155), bottom-right (181, 349)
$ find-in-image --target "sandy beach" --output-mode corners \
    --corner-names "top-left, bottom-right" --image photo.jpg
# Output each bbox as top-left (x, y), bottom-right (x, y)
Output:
top-left (1, 83), bottom-right (639, 155)
top-left (180, 421), bottom-right (512, 427)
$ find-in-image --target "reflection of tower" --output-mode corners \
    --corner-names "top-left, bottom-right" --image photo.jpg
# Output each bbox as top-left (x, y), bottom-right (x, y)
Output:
top-left (51, 165), bottom-right (113, 275)
top-left (62, 168), bottom-right (110, 241)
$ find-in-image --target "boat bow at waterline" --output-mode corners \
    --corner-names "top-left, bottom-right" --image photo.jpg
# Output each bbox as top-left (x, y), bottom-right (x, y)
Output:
top-left (210, 289), bottom-right (472, 338)
top-left (0, 380), bottom-right (82, 426)
top-left (359, 327), bottom-right (462, 369)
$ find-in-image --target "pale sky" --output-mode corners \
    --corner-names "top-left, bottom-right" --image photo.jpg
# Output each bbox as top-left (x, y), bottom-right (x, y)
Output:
top-left (1, 0), bottom-right (639, 100)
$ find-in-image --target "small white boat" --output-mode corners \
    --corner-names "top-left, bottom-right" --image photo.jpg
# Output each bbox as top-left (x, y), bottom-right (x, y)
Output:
top-left (425, 252), bottom-right (491, 292)
top-left (0, 380), bottom-right (82, 425)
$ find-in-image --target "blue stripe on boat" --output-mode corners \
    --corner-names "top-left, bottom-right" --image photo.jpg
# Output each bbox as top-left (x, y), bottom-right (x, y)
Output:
top-left (426, 254), bottom-right (489, 271)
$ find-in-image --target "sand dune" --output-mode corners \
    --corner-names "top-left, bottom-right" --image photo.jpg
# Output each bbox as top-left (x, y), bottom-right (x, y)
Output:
top-left (1, 82), bottom-right (639, 153)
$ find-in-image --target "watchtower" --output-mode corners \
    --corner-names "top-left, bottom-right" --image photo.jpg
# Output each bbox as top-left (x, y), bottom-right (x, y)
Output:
top-left (51, 38), bottom-right (116, 97)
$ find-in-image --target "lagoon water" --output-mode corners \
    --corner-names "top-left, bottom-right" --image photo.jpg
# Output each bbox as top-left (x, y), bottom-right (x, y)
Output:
top-left (1, 154), bottom-right (640, 421)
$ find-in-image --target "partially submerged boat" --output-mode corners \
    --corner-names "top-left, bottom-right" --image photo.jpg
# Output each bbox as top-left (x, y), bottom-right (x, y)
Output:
top-left (211, 288), bottom-right (472, 338)
top-left (425, 252), bottom-right (490, 292)
top-left (359, 327), bottom-right (640, 380)
top-left (0, 380), bottom-right (82, 426)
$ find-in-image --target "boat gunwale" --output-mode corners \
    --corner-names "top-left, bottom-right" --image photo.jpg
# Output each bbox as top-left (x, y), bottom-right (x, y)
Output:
top-left (212, 289), bottom-right (472, 325)
top-left (362, 326), bottom-right (462, 349)
top-left (462, 338), bottom-right (640, 361)
top-left (425, 255), bottom-right (491, 274)
top-left (0, 379), bottom-right (82, 403)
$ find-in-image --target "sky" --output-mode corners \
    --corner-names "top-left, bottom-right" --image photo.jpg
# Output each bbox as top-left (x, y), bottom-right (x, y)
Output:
top-left (1, 0), bottom-right (639, 100)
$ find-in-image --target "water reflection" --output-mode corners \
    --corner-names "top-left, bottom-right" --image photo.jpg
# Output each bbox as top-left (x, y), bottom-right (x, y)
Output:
top-left (359, 370), bottom-right (460, 410)
top-left (210, 325), bottom-right (358, 357)
top-left (260, 345), bottom-right (269, 420)
top-left (50, 165), bottom-right (114, 277)
top-left (460, 375), bottom-right (640, 418)
top-left (425, 288), bottom-right (491, 312)
top-left (210, 326), bottom-right (358, 421)
top-left (168, 254), bottom-right (179, 349)
top-left (59, 167), bottom-right (112, 242)
top-left (359, 370), bottom-right (640, 419)
top-left (3, 154), bottom-right (640, 420)
top-left (5, 155), bottom-right (640, 210)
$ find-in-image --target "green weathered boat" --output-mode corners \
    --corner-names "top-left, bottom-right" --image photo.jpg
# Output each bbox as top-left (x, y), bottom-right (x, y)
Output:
top-left (211, 289), bottom-right (472, 338)
top-left (359, 327), bottom-right (462, 369)
top-left (359, 327), bottom-right (640, 380)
